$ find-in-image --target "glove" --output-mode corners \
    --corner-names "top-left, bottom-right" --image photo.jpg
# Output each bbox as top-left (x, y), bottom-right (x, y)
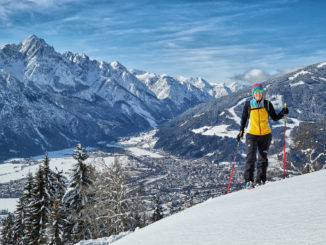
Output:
top-left (281, 107), bottom-right (289, 116)
top-left (237, 130), bottom-right (244, 142)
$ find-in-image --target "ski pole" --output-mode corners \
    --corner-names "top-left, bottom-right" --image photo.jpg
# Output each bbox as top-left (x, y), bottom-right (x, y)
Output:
top-left (226, 134), bottom-right (241, 194)
top-left (283, 103), bottom-right (287, 179)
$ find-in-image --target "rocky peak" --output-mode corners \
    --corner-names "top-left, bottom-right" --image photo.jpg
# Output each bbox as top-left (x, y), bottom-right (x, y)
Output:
top-left (20, 34), bottom-right (55, 58)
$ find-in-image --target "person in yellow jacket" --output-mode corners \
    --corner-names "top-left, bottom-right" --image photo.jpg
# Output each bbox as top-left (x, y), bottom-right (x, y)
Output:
top-left (237, 83), bottom-right (288, 188)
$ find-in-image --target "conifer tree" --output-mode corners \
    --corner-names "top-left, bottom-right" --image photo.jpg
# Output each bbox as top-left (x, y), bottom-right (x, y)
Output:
top-left (14, 197), bottom-right (24, 244)
top-left (29, 164), bottom-right (49, 244)
top-left (27, 153), bottom-right (57, 244)
top-left (52, 168), bottom-right (67, 201)
top-left (46, 168), bottom-right (67, 245)
top-left (1, 212), bottom-right (15, 245)
top-left (63, 143), bottom-right (94, 243)
top-left (151, 195), bottom-right (164, 222)
top-left (19, 172), bottom-right (35, 244)
top-left (42, 153), bottom-right (57, 207)
top-left (46, 197), bottom-right (65, 245)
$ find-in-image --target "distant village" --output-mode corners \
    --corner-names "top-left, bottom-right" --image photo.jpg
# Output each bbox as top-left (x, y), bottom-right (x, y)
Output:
top-left (0, 149), bottom-right (245, 219)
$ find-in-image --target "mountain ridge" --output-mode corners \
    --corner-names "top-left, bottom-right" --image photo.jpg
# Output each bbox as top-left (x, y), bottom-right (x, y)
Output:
top-left (0, 34), bottom-right (240, 160)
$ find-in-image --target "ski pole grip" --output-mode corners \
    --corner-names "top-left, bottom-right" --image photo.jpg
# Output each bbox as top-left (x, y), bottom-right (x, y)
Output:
top-left (284, 103), bottom-right (287, 109)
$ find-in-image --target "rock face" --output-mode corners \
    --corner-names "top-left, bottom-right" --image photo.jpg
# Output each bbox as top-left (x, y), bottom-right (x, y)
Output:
top-left (0, 35), bottom-right (239, 160)
top-left (154, 61), bottom-right (326, 171)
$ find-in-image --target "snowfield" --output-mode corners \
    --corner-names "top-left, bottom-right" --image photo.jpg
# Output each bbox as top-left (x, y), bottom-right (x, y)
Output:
top-left (192, 125), bottom-right (238, 138)
top-left (78, 170), bottom-right (326, 245)
top-left (0, 198), bottom-right (18, 212)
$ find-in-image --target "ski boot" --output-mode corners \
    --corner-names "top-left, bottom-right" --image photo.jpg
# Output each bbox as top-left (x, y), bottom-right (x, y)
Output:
top-left (245, 181), bottom-right (254, 190)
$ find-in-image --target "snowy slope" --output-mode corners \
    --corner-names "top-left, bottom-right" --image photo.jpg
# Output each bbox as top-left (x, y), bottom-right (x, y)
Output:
top-left (81, 170), bottom-right (326, 245)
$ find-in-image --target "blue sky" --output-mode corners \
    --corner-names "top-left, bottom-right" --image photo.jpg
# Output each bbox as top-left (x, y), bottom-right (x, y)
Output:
top-left (0, 0), bottom-right (325, 84)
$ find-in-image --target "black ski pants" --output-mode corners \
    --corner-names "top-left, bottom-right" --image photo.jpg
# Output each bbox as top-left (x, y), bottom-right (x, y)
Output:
top-left (244, 133), bottom-right (272, 183)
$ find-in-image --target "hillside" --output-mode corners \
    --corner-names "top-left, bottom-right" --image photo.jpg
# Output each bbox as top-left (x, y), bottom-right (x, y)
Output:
top-left (154, 61), bottom-right (326, 172)
top-left (79, 170), bottom-right (326, 245)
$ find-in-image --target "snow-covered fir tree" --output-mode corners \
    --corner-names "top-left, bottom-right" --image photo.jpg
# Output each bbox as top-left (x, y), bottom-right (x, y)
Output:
top-left (1, 212), bottom-right (15, 245)
top-left (45, 168), bottom-right (67, 245)
top-left (63, 143), bottom-right (94, 243)
top-left (151, 195), bottom-right (164, 222)
top-left (45, 197), bottom-right (66, 245)
top-left (42, 153), bottom-right (57, 206)
top-left (19, 172), bottom-right (35, 244)
top-left (52, 168), bottom-right (67, 201)
top-left (13, 197), bottom-right (24, 243)
top-left (23, 154), bottom-right (57, 244)
top-left (29, 164), bottom-right (50, 243)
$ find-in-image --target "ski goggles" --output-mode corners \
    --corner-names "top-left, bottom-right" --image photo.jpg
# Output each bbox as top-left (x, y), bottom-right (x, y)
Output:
top-left (253, 89), bottom-right (263, 94)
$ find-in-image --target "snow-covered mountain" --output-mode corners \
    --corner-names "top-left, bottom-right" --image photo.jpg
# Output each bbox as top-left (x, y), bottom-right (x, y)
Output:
top-left (0, 35), bottom-right (239, 160)
top-left (77, 169), bottom-right (326, 245)
top-left (154, 61), bottom-right (326, 172)
top-left (130, 69), bottom-right (240, 109)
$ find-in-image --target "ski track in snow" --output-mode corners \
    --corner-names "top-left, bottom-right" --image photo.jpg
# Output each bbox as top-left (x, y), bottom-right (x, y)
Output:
top-left (227, 98), bottom-right (248, 125)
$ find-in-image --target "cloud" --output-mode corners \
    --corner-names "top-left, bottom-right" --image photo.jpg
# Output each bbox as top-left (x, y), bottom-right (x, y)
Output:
top-left (233, 69), bottom-right (273, 83)
top-left (0, 0), bottom-right (78, 21)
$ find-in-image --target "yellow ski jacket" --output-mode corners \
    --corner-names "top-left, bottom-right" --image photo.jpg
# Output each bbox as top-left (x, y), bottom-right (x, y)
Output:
top-left (240, 99), bottom-right (284, 136)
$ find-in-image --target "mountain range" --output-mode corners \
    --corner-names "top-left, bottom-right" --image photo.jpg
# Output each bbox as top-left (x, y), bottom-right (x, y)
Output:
top-left (0, 35), bottom-right (240, 160)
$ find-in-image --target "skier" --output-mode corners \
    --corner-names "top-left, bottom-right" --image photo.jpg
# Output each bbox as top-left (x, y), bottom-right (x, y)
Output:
top-left (237, 83), bottom-right (288, 188)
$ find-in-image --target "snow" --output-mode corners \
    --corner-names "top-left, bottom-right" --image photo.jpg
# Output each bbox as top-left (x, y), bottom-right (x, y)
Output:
top-left (0, 148), bottom-right (94, 184)
top-left (0, 198), bottom-right (18, 212)
top-left (268, 94), bottom-right (284, 110)
top-left (290, 80), bottom-right (305, 87)
top-left (144, 175), bottom-right (168, 185)
top-left (34, 127), bottom-right (49, 146)
top-left (75, 231), bottom-right (132, 245)
top-left (227, 98), bottom-right (248, 125)
top-left (127, 147), bottom-right (163, 158)
top-left (317, 62), bottom-right (326, 68)
top-left (193, 113), bottom-right (204, 118)
top-left (120, 130), bottom-right (159, 149)
top-left (107, 170), bottom-right (326, 245)
top-left (0, 132), bottom-right (164, 184)
top-left (288, 70), bottom-right (312, 80)
top-left (192, 125), bottom-right (238, 138)
top-left (0, 161), bottom-right (41, 184)
top-left (319, 77), bottom-right (326, 82)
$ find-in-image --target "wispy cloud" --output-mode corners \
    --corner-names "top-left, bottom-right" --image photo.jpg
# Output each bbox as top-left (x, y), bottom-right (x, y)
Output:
top-left (0, 0), bottom-right (325, 83)
top-left (0, 0), bottom-right (71, 16)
